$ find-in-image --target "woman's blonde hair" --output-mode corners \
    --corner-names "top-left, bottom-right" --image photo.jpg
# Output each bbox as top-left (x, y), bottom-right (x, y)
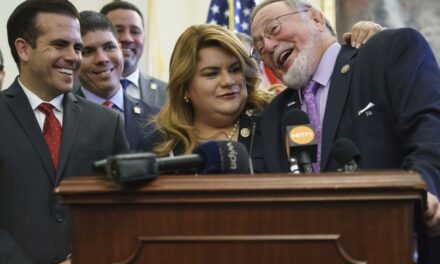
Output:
top-left (153, 24), bottom-right (271, 155)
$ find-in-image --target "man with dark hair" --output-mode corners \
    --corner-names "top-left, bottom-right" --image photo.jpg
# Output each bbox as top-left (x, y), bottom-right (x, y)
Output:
top-left (0, 1), bottom-right (128, 263)
top-left (251, 0), bottom-right (440, 262)
top-left (76, 10), bottom-right (157, 152)
top-left (100, 1), bottom-right (167, 109)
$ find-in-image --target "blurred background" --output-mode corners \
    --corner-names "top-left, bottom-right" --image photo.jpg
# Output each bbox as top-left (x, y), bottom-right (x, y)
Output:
top-left (1, 0), bottom-right (438, 89)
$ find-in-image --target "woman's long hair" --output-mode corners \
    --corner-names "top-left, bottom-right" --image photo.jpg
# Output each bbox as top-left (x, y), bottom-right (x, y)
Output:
top-left (153, 24), bottom-right (271, 155)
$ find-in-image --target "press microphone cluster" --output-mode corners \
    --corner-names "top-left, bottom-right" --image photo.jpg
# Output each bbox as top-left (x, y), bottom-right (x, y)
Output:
top-left (282, 109), bottom-right (317, 174)
top-left (331, 138), bottom-right (361, 172)
top-left (93, 141), bottom-right (250, 183)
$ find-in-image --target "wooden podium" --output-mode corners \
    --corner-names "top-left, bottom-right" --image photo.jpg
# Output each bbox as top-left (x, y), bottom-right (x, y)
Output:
top-left (56, 171), bottom-right (427, 264)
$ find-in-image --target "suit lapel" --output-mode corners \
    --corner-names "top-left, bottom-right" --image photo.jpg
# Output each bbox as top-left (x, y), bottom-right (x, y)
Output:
top-left (138, 74), bottom-right (151, 106)
top-left (321, 47), bottom-right (357, 170)
top-left (262, 89), bottom-right (300, 172)
top-left (56, 93), bottom-right (81, 184)
top-left (5, 81), bottom-right (56, 184)
top-left (74, 86), bottom-right (85, 98)
top-left (123, 94), bottom-right (138, 147)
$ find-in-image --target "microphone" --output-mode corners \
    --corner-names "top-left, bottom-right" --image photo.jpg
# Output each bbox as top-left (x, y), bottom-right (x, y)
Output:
top-left (93, 141), bottom-right (250, 183)
top-left (159, 140), bottom-right (250, 174)
top-left (93, 152), bottom-right (158, 183)
top-left (331, 138), bottom-right (361, 172)
top-left (282, 109), bottom-right (317, 174)
top-left (245, 109), bottom-right (262, 175)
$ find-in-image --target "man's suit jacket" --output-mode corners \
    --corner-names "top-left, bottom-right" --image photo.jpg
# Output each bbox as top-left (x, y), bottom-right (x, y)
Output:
top-left (255, 28), bottom-right (440, 196)
top-left (0, 79), bottom-right (129, 263)
top-left (124, 94), bottom-right (159, 152)
top-left (74, 72), bottom-right (167, 110)
top-left (139, 72), bottom-right (167, 109)
top-left (76, 87), bottom-right (159, 152)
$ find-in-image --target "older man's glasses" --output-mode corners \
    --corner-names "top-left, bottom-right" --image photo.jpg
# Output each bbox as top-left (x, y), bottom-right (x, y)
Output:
top-left (252, 9), bottom-right (309, 56)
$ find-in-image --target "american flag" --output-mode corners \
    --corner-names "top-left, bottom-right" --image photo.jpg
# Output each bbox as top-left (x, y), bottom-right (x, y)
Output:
top-left (206, 0), bottom-right (256, 35)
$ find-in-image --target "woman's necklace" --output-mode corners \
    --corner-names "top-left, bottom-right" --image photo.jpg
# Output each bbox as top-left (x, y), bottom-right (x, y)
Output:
top-left (226, 120), bottom-right (240, 141)
top-left (198, 120), bottom-right (240, 142)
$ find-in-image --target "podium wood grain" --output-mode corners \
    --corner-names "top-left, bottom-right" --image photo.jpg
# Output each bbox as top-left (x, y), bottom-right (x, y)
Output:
top-left (56, 171), bottom-right (426, 264)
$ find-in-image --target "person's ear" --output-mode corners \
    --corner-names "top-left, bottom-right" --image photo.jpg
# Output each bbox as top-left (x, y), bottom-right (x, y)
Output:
top-left (15, 38), bottom-right (32, 63)
top-left (309, 7), bottom-right (326, 32)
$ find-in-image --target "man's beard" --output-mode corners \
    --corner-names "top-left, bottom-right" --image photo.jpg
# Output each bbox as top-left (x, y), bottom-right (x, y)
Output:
top-left (282, 42), bottom-right (316, 90)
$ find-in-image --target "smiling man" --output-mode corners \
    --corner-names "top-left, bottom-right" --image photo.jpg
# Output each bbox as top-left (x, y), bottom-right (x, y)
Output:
top-left (0, 1), bottom-right (128, 263)
top-left (251, 0), bottom-right (440, 262)
top-left (100, 1), bottom-right (167, 109)
top-left (76, 10), bottom-right (158, 152)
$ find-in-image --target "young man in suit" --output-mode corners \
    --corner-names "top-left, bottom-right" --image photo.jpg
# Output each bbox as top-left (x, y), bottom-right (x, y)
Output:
top-left (100, 1), bottom-right (167, 109)
top-left (251, 0), bottom-right (440, 262)
top-left (0, 1), bottom-right (129, 263)
top-left (76, 11), bottom-right (157, 152)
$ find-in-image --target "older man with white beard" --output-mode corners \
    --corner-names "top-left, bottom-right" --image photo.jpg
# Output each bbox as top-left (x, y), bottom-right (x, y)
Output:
top-left (250, 1), bottom-right (440, 262)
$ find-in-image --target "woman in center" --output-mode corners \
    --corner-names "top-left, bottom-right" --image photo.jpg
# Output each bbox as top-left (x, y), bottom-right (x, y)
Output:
top-left (152, 24), bottom-right (271, 157)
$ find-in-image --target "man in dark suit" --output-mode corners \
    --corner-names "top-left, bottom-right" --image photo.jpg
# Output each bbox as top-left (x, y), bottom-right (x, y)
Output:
top-left (100, 1), bottom-right (167, 109)
top-left (0, 1), bottom-right (129, 263)
top-left (251, 0), bottom-right (440, 262)
top-left (75, 11), bottom-right (158, 152)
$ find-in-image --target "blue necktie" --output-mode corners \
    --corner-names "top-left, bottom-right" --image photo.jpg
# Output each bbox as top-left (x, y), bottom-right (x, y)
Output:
top-left (120, 79), bottom-right (130, 89)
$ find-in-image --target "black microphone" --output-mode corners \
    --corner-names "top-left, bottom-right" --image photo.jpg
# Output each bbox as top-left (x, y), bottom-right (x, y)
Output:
top-left (331, 138), bottom-right (361, 172)
top-left (93, 141), bottom-right (250, 183)
top-left (282, 109), bottom-right (317, 174)
top-left (93, 152), bottom-right (158, 183)
top-left (159, 140), bottom-right (250, 174)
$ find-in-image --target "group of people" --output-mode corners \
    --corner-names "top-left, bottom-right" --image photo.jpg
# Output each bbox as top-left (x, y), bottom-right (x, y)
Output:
top-left (0, 0), bottom-right (439, 263)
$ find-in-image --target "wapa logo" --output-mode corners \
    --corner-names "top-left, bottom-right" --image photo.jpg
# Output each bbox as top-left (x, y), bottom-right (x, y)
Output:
top-left (289, 125), bottom-right (315, 144)
top-left (226, 141), bottom-right (238, 170)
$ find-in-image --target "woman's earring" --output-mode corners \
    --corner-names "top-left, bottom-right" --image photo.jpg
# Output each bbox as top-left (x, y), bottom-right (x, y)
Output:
top-left (184, 95), bottom-right (190, 103)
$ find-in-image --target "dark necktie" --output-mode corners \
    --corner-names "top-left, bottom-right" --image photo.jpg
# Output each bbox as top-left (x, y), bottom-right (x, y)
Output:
top-left (38, 103), bottom-right (62, 170)
top-left (302, 80), bottom-right (321, 173)
top-left (120, 79), bottom-right (130, 89)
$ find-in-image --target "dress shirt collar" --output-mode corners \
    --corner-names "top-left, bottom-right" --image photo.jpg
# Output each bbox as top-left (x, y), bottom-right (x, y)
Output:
top-left (19, 78), bottom-right (64, 112)
top-left (297, 42), bottom-right (341, 102)
top-left (311, 42), bottom-right (341, 87)
top-left (123, 68), bottom-right (140, 88)
top-left (81, 85), bottom-right (125, 111)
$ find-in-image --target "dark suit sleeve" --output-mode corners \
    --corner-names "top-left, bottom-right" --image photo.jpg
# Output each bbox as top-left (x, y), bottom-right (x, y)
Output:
top-left (0, 230), bottom-right (33, 264)
top-left (386, 28), bottom-right (440, 195)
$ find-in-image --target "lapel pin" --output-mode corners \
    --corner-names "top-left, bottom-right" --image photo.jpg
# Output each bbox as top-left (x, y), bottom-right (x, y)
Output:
top-left (150, 83), bottom-right (158, 90)
top-left (341, 64), bottom-right (350, 74)
top-left (240, 128), bottom-right (250, 138)
top-left (133, 106), bottom-right (142, 115)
